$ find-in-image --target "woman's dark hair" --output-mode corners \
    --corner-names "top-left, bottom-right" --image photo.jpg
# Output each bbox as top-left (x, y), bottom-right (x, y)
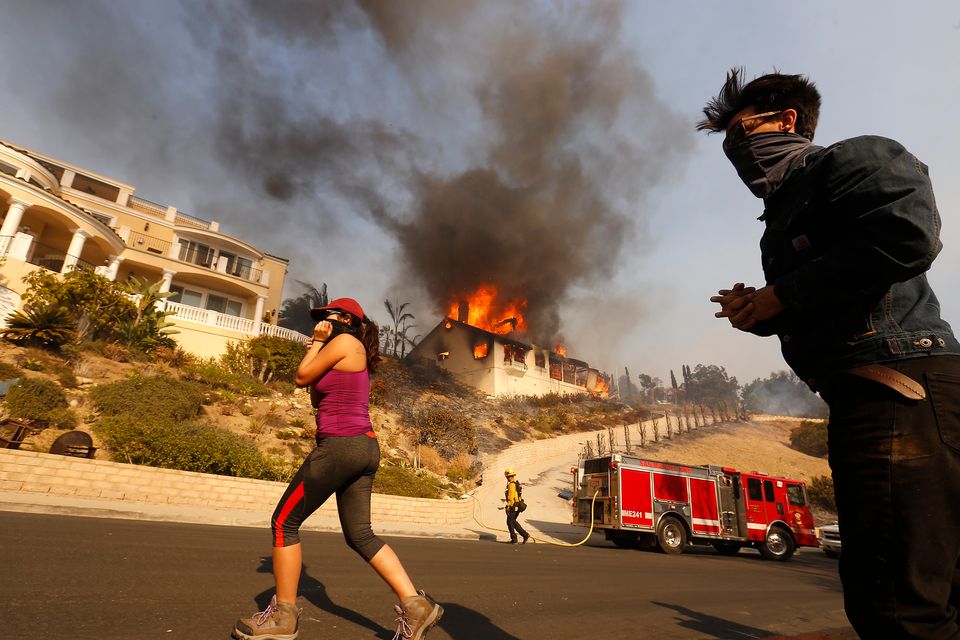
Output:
top-left (358, 316), bottom-right (382, 375)
top-left (697, 68), bottom-right (822, 141)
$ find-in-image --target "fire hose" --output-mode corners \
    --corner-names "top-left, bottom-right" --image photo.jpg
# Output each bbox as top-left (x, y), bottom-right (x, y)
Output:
top-left (467, 491), bottom-right (600, 548)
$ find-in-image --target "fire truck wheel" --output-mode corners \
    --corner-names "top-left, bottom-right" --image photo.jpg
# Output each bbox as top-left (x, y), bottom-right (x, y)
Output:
top-left (711, 541), bottom-right (742, 556)
top-left (759, 526), bottom-right (796, 561)
top-left (656, 516), bottom-right (687, 555)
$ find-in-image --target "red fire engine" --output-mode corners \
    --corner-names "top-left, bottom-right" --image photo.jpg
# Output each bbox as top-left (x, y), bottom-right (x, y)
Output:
top-left (572, 453), bottom-right (819, 560)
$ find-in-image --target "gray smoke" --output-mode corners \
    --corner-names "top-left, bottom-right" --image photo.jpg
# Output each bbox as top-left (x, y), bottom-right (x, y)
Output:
top-left (196, 0), bottom-right (693, 342)
top-left (0, 0), bottom-right (694, 344)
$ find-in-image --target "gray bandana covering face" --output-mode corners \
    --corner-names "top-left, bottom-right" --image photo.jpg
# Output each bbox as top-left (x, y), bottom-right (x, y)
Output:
top-left (724, 131), bottom-right (814, 198)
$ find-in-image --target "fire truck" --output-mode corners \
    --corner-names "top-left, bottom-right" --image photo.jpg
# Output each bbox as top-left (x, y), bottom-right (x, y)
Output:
top-left (572, 453), bottom-right (819, 561)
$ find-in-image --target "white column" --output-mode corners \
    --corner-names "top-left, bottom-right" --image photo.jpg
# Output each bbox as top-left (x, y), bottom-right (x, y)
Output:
top-left (61, 229), bottom-right (90, 272)
top-left (106, 255), bottom-right (124, 281)
top-left (254, 295), bottom-right (266, 325)
top-left (160, 269), bottom-right (175, 293)
top-left (0, 199), bottom-right (29, 257)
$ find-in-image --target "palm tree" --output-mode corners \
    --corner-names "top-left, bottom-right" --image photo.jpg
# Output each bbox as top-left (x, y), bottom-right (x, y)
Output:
top-left (278, 282), bottom-right (328, 335)
top-left (0, 305), bottom-right (75, 348)
top-left (384, 298), bottom-right (414, 357)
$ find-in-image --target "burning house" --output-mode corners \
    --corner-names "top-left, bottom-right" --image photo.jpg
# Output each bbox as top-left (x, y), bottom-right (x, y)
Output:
top-left (409, 286), bottom-right (610, 398)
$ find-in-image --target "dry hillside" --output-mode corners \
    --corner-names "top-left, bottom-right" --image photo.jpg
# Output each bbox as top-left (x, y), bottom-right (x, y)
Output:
top-left (0, 342), bottom-right (833, 518)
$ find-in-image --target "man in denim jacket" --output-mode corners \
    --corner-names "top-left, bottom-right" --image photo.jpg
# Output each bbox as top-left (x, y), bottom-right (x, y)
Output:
top-left (699, 69), bottom-right (960, 639)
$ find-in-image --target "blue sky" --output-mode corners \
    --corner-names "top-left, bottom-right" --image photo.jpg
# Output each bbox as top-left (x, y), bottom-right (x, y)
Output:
top-left (1, 1), bottom-right (958, 388)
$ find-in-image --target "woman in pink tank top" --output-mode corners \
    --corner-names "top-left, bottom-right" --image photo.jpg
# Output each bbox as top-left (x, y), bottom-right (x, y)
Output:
top-left (232, 298), bottom-right (442, 640)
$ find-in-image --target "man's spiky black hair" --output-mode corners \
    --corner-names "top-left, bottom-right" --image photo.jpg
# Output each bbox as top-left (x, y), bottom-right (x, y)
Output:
top-left (697, 68), bottom-right (822, 141)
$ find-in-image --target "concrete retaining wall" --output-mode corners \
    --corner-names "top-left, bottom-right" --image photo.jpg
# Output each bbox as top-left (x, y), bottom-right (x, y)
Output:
top-left (0, 448), bottom-right (472, 526)
top-left (0, 419), bottom-right (673, 526)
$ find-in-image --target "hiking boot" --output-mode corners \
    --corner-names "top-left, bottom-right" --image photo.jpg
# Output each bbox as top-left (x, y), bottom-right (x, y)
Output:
top-left (393, 590), bottom-right (443, 640)
top-left (232, 596), bottom-right (301, 640)
top-left (522, 533), bottom-right (531, 544)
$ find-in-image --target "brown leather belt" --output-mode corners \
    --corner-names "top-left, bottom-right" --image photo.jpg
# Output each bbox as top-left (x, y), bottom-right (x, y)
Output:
top-left (847, 364), bottom-right (926, 400)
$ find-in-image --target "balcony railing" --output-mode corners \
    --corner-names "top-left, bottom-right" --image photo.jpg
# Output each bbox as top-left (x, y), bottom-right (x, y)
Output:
top-left (22, 239), bottom-right (95, 272)
top-left (128, 196), bottom-right (168, 218)
top-left (163, 301), bottom-right (309, 342)
top-left (174, 211), bottom-right (212, 230)
top-left (126, 230), bottom-right (171, 256)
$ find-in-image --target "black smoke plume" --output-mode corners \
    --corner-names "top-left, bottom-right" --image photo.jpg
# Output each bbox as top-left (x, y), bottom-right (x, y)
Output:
top-left (198, 0), bottom-right (693, 342)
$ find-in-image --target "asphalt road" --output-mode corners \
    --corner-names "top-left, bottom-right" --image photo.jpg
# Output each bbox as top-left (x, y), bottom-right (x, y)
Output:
top-left (2, 512), bottom-right (853, 639)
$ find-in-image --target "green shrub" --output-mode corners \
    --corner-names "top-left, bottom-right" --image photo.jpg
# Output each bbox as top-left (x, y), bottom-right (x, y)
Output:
top-left (808, 475), bottom-right (836, 511)
top-left (94, 414), bottom-right (292, 481)
top-left (5, 378), bottom-right (67, 421)
top-left (181, 359), bottom-right (271, 396)
top-left (790, 420), bottom-right (828, 457)
top-left (531, 408), bottom-right (573, 434)
top-left (373, 464), bottom-right (444, 498)
top-left (152, 345), bottom-right (195, 369)
top-left (407, 407), bottom-right (477, 458)
top-left (46, 407), bottom-right (79, 429)
top-left (222, 336), bottom-right (307, 384)
top-left (0, 305), bottom-right (75, 348)
top-left (269, 380), bottom-right (296, 395)
top-left (18, 357), bottom-right (44, 371)
top-left (90, 375), bottom-right (203, 422)
top-left (55, 364), bottom-right (79, 389)
top-left (0, 361), bottom-right (21, 380)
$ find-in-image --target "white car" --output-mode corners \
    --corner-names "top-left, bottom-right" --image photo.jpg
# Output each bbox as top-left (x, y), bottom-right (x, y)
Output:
top-left (818, 523), bottom-right (841, 558)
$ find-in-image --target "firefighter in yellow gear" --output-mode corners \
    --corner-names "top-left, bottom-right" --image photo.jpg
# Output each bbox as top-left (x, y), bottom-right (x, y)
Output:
top-left (503, 469), bottom-right (530, 544)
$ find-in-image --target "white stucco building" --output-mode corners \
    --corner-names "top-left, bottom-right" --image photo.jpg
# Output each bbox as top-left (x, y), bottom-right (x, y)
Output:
top-left (0, 140), bottom-right (307, 357)
top-left (409, 317), bottom-right (608, 398)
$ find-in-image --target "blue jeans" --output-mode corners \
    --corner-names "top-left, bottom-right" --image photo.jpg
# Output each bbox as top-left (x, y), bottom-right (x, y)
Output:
top-left (821, 355), bottom-right (960, 639)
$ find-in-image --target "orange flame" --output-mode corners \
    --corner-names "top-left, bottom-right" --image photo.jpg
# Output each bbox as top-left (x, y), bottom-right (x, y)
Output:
top-left (448, 284), bottom-right (528, 335)
top-left (473, 343), bottom-right (489, 359)
top-left (554, 343), bottom-right (567, 357)
top-left (591, 376), bottom-right (610, 398)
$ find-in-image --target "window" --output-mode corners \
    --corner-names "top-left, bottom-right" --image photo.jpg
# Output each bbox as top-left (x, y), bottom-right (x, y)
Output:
top-left (169, 285), bottom-right (202, 307)
top-left (178, 239), bottom-right (214, 267)
top-left (549, 361), bottom-right (562, 380)
top-left (206, 294), bottom-right (242, 317)
top-left (232, 257), bottom-right (253, 279)
top-left (747, 477), bottom-right (762, 501)
top-left (763, 480), bottom-right (775, 502)
top-left (503, 344), bottom-right (527, 365)
top-left (437, 351), bottom-right (450, 362)
top-left (473, 343), bottom-right (489, 359)
top-left (787, 484), bottom-right (807, 507)
top-left (534, 351), bottom-right (545, 368)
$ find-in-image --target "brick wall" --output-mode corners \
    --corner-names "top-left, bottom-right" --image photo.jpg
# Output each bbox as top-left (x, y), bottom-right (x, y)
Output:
top-left (0, 448), bottom-right (472, 525)
top-left (0, 420), bottom-right (659, 526)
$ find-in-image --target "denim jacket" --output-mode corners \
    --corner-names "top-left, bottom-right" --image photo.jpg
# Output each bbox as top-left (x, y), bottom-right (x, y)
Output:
top-left (750, 135), bottom-right (960, 389)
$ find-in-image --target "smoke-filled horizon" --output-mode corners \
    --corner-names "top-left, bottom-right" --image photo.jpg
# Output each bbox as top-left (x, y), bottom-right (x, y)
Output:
top-left (9, 1), bottom-right (948, 384)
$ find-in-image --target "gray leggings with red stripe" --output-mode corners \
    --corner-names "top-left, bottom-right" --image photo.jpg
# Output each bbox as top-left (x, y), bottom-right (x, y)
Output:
top-left (271, 434), bottom-right (385, 562)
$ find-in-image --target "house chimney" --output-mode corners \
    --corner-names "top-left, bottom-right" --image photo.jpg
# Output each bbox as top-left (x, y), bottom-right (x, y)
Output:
top-left (457, 301), bottom-right (469, 323)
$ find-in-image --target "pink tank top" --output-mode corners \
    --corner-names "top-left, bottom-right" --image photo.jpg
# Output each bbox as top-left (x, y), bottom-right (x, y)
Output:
top-left (313, 369), bottom-right (374, 438)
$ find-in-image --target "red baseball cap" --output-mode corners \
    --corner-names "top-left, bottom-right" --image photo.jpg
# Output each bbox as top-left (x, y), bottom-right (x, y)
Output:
top-left (310, 297), bottom-right (366, 322)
